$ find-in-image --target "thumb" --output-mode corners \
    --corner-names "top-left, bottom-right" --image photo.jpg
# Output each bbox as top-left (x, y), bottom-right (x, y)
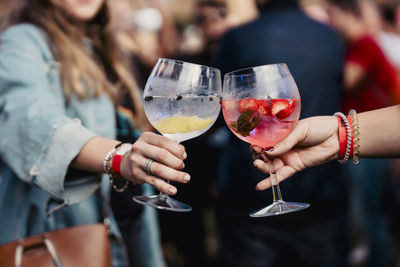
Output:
top-left (265, 120), bottom-right (307, 157)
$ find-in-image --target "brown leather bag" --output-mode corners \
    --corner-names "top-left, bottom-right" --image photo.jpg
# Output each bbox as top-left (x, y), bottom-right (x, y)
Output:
top-left (0, 223), bottom-right (111, 267)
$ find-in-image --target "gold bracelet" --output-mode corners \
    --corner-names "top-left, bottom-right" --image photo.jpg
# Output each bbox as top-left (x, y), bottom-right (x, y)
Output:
top-left (348, 109), bottom-right (360, 164)
top-left (109, 173), bottom-right (131, 193)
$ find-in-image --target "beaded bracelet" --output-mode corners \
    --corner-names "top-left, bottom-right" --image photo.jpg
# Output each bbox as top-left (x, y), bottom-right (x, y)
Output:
top-left (109, 173), bottom-right (131, 193)
top-left (334, 112), bottom-right (352, 163)
top-left (347, 115), bottom-right (354, 157)
top-left (348, 109), bottom-right (360, 164)
top-left (103, 146), bottom-right (117, 174)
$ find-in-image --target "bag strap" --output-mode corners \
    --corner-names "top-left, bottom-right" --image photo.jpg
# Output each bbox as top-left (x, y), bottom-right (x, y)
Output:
top-left (14, 237), bottom-right (63, 267)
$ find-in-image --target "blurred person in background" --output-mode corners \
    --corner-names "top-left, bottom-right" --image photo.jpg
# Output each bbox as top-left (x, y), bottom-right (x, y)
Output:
top-left (326, 0), bottom-right (400, 265)
top-left (363, 0), bottom-right (400, 264)
top-left (0, 0), bottom-right (13, 27)
top-left (301, 0), bottom-right (331, 24)
top-left (212, 0), bottom-right (348, 266)
top-left (357, 0), bottom-right (400, 70)
top-left (376, 0), bottom-right (400, 69)
top-left (327, 0), bottom-right (400, 113)
top-left (365, 0), bottom-right (400, 264)
top-left (0, 0), bottom-right (193, 266)
top-left (181, 0), bottom-right (238, 65)
top-left (113, 0), bottom-right (181, 90)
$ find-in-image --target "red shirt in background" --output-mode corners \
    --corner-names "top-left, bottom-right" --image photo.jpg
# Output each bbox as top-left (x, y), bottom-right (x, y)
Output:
top-left (343, 35), bottom-right (400, 113)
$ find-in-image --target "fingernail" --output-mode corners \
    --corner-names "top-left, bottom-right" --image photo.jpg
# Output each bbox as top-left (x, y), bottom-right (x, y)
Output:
top-left (264, 146), bottom-right (275, 152)
top-left (169, 188), bottom-right (177, 194)
top-left (183, 151), bottom-right (187, 159)
top-left (183, 174), bottom-right (191, 182)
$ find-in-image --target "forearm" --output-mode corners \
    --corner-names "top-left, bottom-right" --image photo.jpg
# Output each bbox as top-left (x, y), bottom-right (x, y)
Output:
top-left (358, 105), bottom-right (400, 157)
top-left (71, 136), bottom-right (120, 173)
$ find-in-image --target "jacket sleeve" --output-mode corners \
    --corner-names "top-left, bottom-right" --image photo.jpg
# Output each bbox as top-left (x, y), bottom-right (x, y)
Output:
top-left (0, 24), bottom-right (99, 203)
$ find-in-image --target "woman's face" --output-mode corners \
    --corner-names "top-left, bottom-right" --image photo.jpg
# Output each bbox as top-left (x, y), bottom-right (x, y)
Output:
top-left (51, 0), bottom-right (105, 21)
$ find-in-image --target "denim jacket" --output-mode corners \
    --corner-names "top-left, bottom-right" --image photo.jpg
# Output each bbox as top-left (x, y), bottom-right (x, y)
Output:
top-left (0, 24), bottom-right (164, 267)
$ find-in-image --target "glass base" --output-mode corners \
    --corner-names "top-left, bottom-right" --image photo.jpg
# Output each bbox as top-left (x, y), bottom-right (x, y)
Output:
top-left (132, 194), bottom-right (192, 212)
top-left (250, 200), bottom-right (310, 217)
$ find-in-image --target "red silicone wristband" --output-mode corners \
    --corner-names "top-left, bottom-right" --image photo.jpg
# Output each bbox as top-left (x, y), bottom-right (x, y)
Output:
top-left (112, 154), bottom-right (123, 174)
top-left (337, 116), bottom-right (346, 159)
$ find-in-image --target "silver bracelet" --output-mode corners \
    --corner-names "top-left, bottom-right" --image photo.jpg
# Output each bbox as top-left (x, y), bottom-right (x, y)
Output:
top-left (334, 112), bottom-right (352, 164)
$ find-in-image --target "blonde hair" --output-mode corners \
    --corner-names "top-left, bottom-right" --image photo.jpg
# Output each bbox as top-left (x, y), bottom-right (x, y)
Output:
top-left (7, 0), bottom-right (147, 128)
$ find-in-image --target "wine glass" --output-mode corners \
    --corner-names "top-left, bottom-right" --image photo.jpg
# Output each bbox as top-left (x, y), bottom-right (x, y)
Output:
top-left (221, 63), bottom-right (310, 217)
top-left (133, 58), bottom-right (222, 212)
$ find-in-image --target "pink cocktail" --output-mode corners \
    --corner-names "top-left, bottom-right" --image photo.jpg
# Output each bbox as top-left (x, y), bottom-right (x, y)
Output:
top-left (222, 98), bottom-right (300, 148)
top-left (222, 63), bottom-right (309, 217)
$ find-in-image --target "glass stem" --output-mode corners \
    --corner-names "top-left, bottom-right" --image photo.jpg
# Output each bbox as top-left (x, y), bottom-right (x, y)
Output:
top-left (158, 140), bottom-right (181, 201)
top-left (266, 156), bottom-right (283, 203)
top-left (159, 189), bottom-right (169, 200)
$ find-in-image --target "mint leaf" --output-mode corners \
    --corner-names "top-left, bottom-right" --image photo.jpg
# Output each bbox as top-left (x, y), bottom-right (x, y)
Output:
top-left (229, 110), bottom-right (260, 137)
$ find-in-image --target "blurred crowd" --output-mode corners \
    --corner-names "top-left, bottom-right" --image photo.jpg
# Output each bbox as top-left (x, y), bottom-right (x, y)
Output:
top-left (1, 0), bottom-right (400, 266)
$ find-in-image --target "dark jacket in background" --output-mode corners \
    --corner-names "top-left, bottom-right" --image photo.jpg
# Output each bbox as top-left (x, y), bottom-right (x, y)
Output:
top-left (212, 4), bottom-right (348, 267)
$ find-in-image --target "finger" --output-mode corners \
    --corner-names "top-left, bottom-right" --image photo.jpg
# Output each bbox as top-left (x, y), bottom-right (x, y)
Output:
top-left (276, 166), bottom-right (297, 183)
top-left (255, 177), bottom-right (272, 191)
top-left (251, 145), bottom-right (269, 161)
top-left (134, 167), bottom-right (178, 195)
top-left (255, 165), bottom-right (296, 191)
top-left (250, 145), bottom-right (263, 154)
top-left (265, 121), bottom-right (307, 157)
top-left (253, 159), bottom-right (270, 174)
top-left (251, 150), bottom-right (264, 161)
top-left (253, 157), bottom-right (285, 174)
top-left (143, 157), bottom-right (191, 184)
top-left (140, 132), bottom-right (186, 160)
top-left (134, 140), bottom-right (185, 170)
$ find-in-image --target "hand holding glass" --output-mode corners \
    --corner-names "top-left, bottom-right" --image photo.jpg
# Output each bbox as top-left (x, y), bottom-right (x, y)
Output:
top-left (222, 63), bottom-right (310, 217)
top-left (133, 58), bottom-right (222, 212)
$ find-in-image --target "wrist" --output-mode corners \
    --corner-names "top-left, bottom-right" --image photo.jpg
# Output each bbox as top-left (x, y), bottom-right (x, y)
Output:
top-left (104, 142), bottom-right (134, 193)
top-left (334, 110), bottom-right (359, 164)
top-left (328, 115), bottom-right (341, 161)
top-left (112, 143), bottom-right (133, 175)
top-left (332, 116), bottom-right (340, 160)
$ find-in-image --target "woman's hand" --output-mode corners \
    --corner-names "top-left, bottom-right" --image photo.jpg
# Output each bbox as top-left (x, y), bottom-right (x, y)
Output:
top-left (251, 116), bottom-right (340, 191)
top-left (120, 132), bottom-right (189, 195)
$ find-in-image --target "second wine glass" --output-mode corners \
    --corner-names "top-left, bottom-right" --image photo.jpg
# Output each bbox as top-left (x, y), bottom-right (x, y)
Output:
top-left (222, 63), bottom-right (310, 217)
top-left (133, 58), bottom-right (222, 212)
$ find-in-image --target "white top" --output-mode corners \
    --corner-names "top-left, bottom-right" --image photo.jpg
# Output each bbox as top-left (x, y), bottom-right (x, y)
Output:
top-left (379, 31), bottom-right (400, 69)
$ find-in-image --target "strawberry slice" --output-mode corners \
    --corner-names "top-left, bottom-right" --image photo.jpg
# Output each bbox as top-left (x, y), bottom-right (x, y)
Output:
top-left (270, 99), bottom-right (296, 119)
top-left (256, 99), bottom-right (270, 116)
top-left (238, 98), bottom-right (259, 113)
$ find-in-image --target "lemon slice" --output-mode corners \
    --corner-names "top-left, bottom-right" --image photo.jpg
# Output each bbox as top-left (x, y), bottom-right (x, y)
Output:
top-left (153, 116), bottom-right (214, 134)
